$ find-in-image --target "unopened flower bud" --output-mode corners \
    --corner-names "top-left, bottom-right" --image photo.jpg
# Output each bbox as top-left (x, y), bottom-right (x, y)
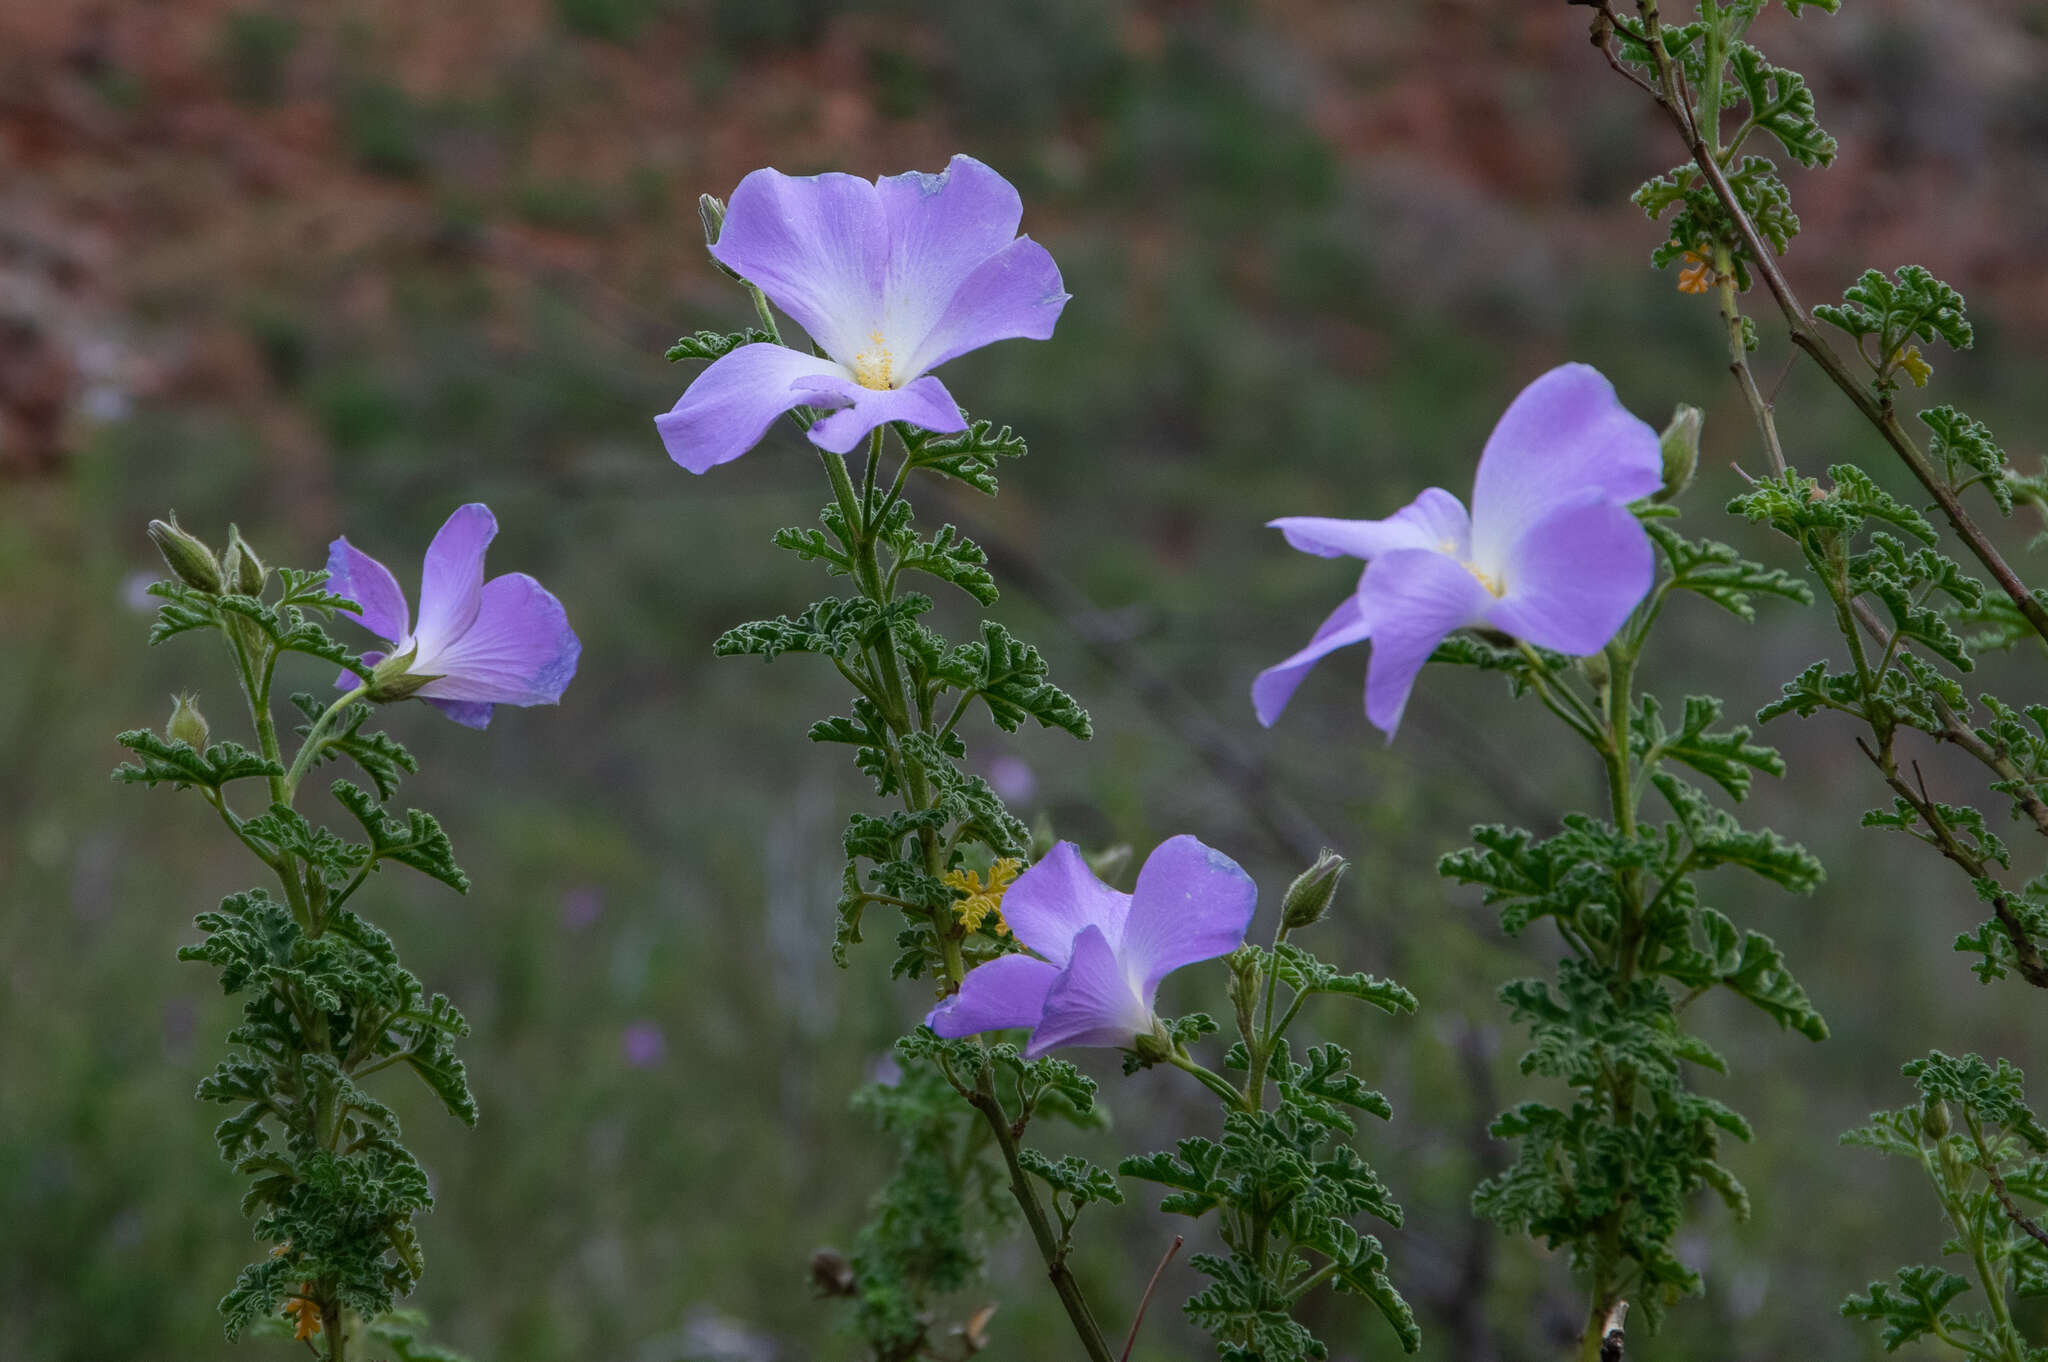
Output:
top-left (1653, 404), bottom-right (1703, 504)
top-left (1281, 848), bottom-right (1349, 930)
top-left (221, 524), bottom-right (267, 596)
top-left (166, 692), bottom-right (210, 750)
top-left (365, 647), bottom-right (434, 702)
top-left (147, 516), bottom-right (222, 593)
top-left (1922, 1094), bottom-right (1951, 1140)
top-left (698, 193), bottom-right (727, 247)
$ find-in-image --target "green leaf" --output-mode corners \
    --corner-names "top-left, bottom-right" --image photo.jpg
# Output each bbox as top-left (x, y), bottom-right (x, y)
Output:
top-left (714, 596), bottom-right (891, 662)
top-left (954, 622), bottom-right (1091, 739)
top-left (289, 694), bottom-right (419, 801)
top-left (114, 731), bottom-right (285, 791)
top-left (1815, 267), bottom-right (1974, 379)
top-left (892, 523), bottom-right (998, 606)
top-left (1269, 944), bottom-right (1417, 1015)
top-left (1728, 43), bottom-right (1836, 168)
top-left (1905, 1051), bottom-right (2048, 1151)
top-left (1647, 523), bottom-right (1812, 621)
top-left (1634, 693), bottom-right (1785, 801)
top-left (1650, 771), bottom-right (1825, 893)
top-left (1841, 1265), bottom-right (1971, 1351)
top-left (810, 696), bottom-right (899, 796)
top-left (331, 780), bottom-right (469, 894)
top-left (146, 579), bottom-right (219, 645)
top-left (903, 419), bottom-right (1027, 496)
top-left (1921, 406), bottom-right (2012, 511)
top-left (664, 327), bottom-right (775, 362)
top-left (1018, 1149), bottom-right (1124, 1208)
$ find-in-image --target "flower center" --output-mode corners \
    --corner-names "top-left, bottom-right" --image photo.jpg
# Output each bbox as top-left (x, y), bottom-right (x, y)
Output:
top-left (1465, 560), bottom-right (1505, 598)
top-left (851, 331), bottom-right (895, 390)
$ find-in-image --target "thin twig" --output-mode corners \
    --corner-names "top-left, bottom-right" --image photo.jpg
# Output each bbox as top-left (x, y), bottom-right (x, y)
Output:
top-left (1121, 1236), bottom-right (1185, 1362)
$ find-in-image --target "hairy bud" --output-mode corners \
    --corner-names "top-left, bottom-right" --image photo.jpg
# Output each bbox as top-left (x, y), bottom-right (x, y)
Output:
top-left (1130, 1030), bottom-right (1171, 1066)
top-left (166, 692), bottom-right (210, 750)
top-left (1653, 403), bottom-right (1703, 504)
top-left (698, 193), bottom-right (727, 247)
top-left (1281, 848), bottom-right (1349, 930)
top-left (148, 516), bottom-right (223, 594)
top-left (1922, 1094), bottom-right (1951, 1141)
top-left (221, 524), bottom-right (268, 596)
top-left (366, 647), bottom-right (435, 702)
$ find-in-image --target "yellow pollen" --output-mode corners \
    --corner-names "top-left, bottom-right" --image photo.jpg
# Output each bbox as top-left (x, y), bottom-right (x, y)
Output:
top-left (1466, 561), bottom-right (1504, 597)
top-left (945, 859), bottom-right (1022, 937)
top-left (851, 330), bottom-right (895, 390)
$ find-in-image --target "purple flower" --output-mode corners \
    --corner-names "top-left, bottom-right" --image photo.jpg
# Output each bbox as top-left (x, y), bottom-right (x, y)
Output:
top-left (1253, 364), bottom-right (1662, 737)
top-left (927, 836), bottom-right (1257, 1058)
top-left (326, 504), bottom-right (581, 730)
top-left (656, 155), bottom-right (1069, 474)
top-left (621, 1021), bottom-right (667, 1069)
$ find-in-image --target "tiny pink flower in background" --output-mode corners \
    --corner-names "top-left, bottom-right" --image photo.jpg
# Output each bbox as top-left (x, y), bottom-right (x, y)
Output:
top-left (621, 1021), bottom-right (666, 1069)
top-left (657, 155), bottom-right (1069, 474)
top-left (326, 504), bottom-right (580, 730)
top-left (928, 836), bottom-right (1257, 1057)
top-left (1254, 363), bottom-right (1663, 737)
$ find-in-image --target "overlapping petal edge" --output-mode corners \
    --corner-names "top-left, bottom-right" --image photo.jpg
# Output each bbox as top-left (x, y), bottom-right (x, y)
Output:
top-left (656, 154), bottom-right (1069, 474)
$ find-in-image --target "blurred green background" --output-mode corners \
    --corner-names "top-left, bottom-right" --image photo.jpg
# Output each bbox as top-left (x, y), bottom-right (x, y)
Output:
top-left (5, 1), bottom-right (2048, 1358)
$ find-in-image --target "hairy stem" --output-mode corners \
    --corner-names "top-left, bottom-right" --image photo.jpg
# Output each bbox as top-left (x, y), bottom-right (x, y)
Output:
top-left (1622, 0), bottom-right (2048, 645)
top-left (968, 1066), bottom-right (1116, 1362)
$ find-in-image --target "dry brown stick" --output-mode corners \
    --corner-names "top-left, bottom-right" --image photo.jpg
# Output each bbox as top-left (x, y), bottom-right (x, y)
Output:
top-left (1598, 1301), bottom-right (1629, 1362)
top-left (1120, 1235), bottom-right (1185, 1362)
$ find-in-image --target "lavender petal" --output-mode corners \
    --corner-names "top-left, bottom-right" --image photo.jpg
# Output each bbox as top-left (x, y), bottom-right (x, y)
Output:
top-left (416, 504), bottom-right (496, 650)
top-left (1484, 494), bottom-right (1655, 655)
top-left (1356, 547), bottom-right (1494, 736)
top-left (1251, 588), bottom-right (1373, 728)
top-left (414, 572), bottom-right (580, 706)
top-left (900, 236), bottom-right (1068, 379)
top-left (423, 697), bottom-right (496, 729)
top-left (1271, 488), bottom-right (1470, 562)
top-left (800, 374), bottom-right (966, 454)
top-left (324, 538), bottom-right (410, 642)
top-left (1119, 835), bottom-right (1258, 1001)
top-left (710, 169), bottom-right (885, 365)
top-left (656, 343), bottom-right (853, 474)
top-left (1023, 925), bottom-right (1154, 1058)
top-left (925, 953), bottom-right (1060, 1038)
top-left (999, 841), bottom-right (1130, 968)
top-left (1467, 364), bottom-right (1662, 570)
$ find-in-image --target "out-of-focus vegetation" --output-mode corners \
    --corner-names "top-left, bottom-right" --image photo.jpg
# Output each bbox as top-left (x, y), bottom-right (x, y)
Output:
top-left (5, 2), bottom-right (2048, 1358)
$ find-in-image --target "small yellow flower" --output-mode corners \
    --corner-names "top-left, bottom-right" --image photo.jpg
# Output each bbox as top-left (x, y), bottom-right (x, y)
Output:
top-left (1676, 248), bottom-right (1716, 295)
top-left (283, 1287), bottom-right (322, 1343)
top-left (1897, 346), bottom-right (1933, 388)
top-left (944, 859), bottom-right (1022, 937)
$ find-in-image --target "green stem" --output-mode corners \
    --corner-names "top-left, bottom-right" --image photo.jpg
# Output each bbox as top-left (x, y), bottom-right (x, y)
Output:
top-left (1172, 1047), bottom-right (1252, 1111)
top-left (283, 686), bottom-right (371, 798)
